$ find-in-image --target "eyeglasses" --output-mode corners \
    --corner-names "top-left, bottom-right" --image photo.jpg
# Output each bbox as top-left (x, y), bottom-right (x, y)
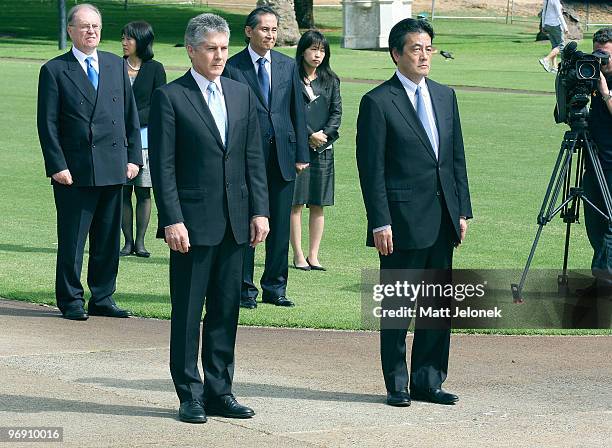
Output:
top-left (70, 23), bottom-right (101, 33)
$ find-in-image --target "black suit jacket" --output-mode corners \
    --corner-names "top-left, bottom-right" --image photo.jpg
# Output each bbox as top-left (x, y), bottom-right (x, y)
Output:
top-left (302, 77), bottom-right (342, 140)
top-left (356, 74), bottom-right (472, 250)
top-left (149, 71), bottom-right (269, 247)
top-left (128, 58), bottom-right (166, 127)
top-left (223, 48), bottom-right (308, 181)
top-left (37, 50), bottom-right (142, 186)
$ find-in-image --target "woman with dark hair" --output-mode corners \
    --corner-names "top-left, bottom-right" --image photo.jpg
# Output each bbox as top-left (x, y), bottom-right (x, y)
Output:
top-left (290, 30), bottom-right (342, 271)
top-left (119, 21), bottom-right (166, 257)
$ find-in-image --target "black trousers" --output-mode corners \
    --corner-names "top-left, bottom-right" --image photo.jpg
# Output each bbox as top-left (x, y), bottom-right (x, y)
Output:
top-left (583, 169), bottom-right (612, 281)
top-left (53, 183), bottom-right (122, 313)
top-left (242, 141), bottom-right (294, 300)
top-left (379, 209), bottom-right (455, 393)
top-left (169, 227), bottom-right (245, 404)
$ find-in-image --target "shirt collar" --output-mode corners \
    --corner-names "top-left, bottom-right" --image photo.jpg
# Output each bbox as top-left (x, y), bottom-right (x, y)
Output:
top-left (72, 46), bottom-right (98, 64)
top-left (395, 69), bottom-right (427, 95)
top-left (190, 67), bottom-right (223, 96)
top-left (248, 44), bottom-right (271, 66)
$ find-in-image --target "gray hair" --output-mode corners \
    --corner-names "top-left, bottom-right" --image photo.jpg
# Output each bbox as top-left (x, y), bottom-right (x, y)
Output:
top-left (184, 13), bottom-right (230, 48)
top-left (67, 3), bottom-right (102, 26)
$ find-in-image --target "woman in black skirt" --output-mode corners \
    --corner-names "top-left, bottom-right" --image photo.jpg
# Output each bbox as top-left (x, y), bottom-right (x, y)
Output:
top-left (119, 21), bottom-right (166, 257)
top-left (290, 30), bottom-right (342, 271)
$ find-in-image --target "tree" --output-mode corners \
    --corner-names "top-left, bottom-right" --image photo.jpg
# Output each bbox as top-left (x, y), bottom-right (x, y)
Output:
top-left (257, 0), bottom-right (301, 46)
top-left (294, 0), bottom-right (314, 29)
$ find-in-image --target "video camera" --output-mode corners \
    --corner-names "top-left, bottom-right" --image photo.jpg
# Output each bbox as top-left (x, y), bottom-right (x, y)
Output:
top-left (555, 41), bottom-right (610, 125)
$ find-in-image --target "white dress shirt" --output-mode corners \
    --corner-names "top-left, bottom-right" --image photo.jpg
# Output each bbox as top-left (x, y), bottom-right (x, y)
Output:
top-left (72, 46), bottom-right (99, 75)
top-left (248, 44), bottom-right (272, 90)
top-left (395, 69), bottom-right (439, 155)
top-left (189, 67), bottom-right (227, 122)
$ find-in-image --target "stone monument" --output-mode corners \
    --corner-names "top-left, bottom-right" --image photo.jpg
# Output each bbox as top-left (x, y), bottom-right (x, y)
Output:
top-left (342, 0), bottom-right (413, 49)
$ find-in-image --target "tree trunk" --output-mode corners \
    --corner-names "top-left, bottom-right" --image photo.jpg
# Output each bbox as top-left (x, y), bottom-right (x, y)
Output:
top-left (294, 0), bottom-right (314, 29)
top-left (257, 0), bottom-right (301, 46)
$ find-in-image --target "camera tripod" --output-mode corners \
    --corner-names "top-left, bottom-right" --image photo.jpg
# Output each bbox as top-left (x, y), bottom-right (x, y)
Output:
top-left (511, 119), bottom-right (612, 303)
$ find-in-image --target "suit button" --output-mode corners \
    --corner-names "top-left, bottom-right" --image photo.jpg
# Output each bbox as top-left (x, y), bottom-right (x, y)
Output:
top-left (113, 97), bottom-right (117, 102)
top-left (112, 142), bottom-right (117, 147)
top-left (226, 181), bottom-right (230, 188)
top-left (91, 144), bottom-right (96, 149)
top-left (112, 120), bottom-right (116, 125)
top-left (224, 155), bottom-right (229, 161)
top-left (436, 191), bottom-right (441, 196)
top-left (80, 100), bottom-right (84, 105)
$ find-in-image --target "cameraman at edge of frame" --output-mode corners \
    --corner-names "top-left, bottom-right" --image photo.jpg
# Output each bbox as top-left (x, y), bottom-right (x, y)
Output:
top-left (579, 28), bottom-right (612, 298)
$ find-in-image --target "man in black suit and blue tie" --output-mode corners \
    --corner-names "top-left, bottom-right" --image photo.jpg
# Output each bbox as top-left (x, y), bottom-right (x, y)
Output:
top-left (149, 13), bottom-right (269, 423)
top-left (37, 3), bottom-right (142, 321)
top-left (357, 19), bottom-right (472, 407)
top-left (223, 7), bottom-right (309, 309)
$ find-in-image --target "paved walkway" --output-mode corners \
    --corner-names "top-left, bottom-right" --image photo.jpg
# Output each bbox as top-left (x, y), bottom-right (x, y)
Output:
top-left (0, 298), bottom-right (610, 447)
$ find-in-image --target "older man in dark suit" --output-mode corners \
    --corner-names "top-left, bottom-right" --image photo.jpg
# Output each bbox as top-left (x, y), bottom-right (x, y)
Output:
top-left (149, 13), bottom-right (269, 423)
top-left (37, 3), bottom-right (142, 321)
top-left (223, 6), bottom-right (309, 309)
top-left (357, 18), bottom-right (472, 407)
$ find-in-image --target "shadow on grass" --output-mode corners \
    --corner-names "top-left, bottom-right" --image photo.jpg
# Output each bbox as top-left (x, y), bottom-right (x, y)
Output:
top-left (0, 243), bottom-right (56, 255)
top-left (77, 378), bottom-right (383, 404)
top-left (0, 394), bottom-right (174, 418)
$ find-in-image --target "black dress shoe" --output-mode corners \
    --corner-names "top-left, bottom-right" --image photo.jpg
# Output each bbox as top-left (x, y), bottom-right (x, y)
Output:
top-left (134, 248), bottom-right (151, 258)
top-left (88, 303), bottom-right (132, 318)
top-left (386, 390), bottom-right (411, 407)
top-left (293, 261), bottom-right (311, 271)
top-left (262, 296), bottom-right (295, 307)
top-left (240, 297), bottom-right (257, 309)
top-left (119, 244), bottom-right (134, 257)
top-left (205, 395), bottom-right (255, 418)
top-left (410, 388), bottom-right (458, 405)
top-left (178, 400), bottom-right (207, 423)
top-left (62, 308), bottom-right (89, 321)
top-left (306, 257), bottom-right (326, 271)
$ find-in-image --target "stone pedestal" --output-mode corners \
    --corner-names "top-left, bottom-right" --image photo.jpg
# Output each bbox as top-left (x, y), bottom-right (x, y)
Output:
top-left (342, 0), bottom-right (413, 49)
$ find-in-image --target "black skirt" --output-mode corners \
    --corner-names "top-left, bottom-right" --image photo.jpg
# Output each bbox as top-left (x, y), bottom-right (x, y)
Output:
top-left (292, 146), bottom-right (334, 206)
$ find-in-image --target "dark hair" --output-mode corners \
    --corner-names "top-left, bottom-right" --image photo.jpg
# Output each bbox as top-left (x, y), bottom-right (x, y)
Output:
top-left (296, 30), bottom-right (338, 86)
top-left (244, 6), bottom-right (279, 44)
top-left (593, 27), bottom-right (612, 45)
top-left (121, 21), bottom-right (155, 61)
top-left (388, 18), bottom-right (434, 64)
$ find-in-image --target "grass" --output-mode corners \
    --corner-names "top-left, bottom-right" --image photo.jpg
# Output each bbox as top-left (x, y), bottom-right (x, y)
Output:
top-left (0, 1), bottom-right (609, 334)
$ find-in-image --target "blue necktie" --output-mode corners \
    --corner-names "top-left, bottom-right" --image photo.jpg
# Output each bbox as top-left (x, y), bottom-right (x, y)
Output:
top-left (207, 82), bottom-right (227, 146)
top-left (257, 57), bottom-right (270, 107)
top-left (415, 86), bottom-right (437, 158)
top-left (85, 56), bottom-right (98, 90)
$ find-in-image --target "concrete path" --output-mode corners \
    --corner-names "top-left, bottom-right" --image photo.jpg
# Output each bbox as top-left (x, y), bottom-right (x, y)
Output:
top-left (0, 298), bottom-right (610, 447)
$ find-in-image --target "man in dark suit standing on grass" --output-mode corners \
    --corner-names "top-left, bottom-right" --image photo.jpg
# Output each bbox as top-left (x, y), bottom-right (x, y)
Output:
top-left (149, 13), bottom-right (269, 423)
top-left (223, 6), bottom-right (309, 309)
top-left (37, 3), bottom-right (142, 321)
top-left (356, 18), bottom-right (472, 407)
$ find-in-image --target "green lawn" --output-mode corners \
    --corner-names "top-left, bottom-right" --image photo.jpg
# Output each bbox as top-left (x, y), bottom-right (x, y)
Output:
top-left (0, 1), bottom-right (608, 334)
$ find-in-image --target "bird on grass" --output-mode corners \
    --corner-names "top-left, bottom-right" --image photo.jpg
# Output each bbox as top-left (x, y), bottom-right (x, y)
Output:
top-left (440, 50), bottom-right (454, 60)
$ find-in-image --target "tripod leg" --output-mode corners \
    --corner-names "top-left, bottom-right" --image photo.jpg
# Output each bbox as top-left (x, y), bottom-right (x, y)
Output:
top-left (512, 135), bottom-right (578, 302)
